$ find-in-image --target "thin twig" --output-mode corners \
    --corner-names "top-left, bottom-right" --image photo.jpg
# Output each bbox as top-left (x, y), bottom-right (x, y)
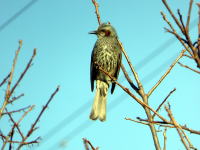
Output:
top-left (8, 128), bottom-right (14, 150)
top-left (131, 117), bottom-right (200, 135)
top-left (183, 54), bottom-right (193, 59)
top-left (177, 9), bottom-right (186, 35)
top-left (83, 138), bottom-right (98, 150)
top-left (0, 40), bottom-right (22, 118)
top-left (165, 105), bottom-right (190, 150)
top-left (17, 86), bottom-right (60, 149)
top-left (163, 128), bottom-right (167, 150)
top-left (152, 88), bottom-right (176, 118)
top-left (0, 73), bottom-right (10, 87)
top-left (137, 117), bottom-right (168, 124)
top-left (2, 105), bottom-right (31, 116)
top-left (9, 93), bottom-right (24, 104)
top-left (162, 0), bottom-right (184, 33)
top-left (148, 49), bottom-right (185, 97)
top-left (91, 0), bottom-right (101, 25)
top-left (0, 134), bottom-right (37, 143)
top-left (7, 106), bottom-right (35, 140)
top-left (117, 40), bottom-right (144, 91)
top-left (125, 117), bottom-right (175, 129)
top-left (10, 49), bottom-right (36, 96)
top-left (83, 138), bottom-right (89, 150)
top-left (186, 0), bottom-right (194, 31)
top-left (181, 130), bottom-right (197, 150)
top-left (161, 11), bottom-right (194, 57)
top-left (162, 2), bottom-right (200, 67)
top-left (121, 64), bottom-right (139, 93)
top-left (125, 117), bottom-right (150, 126)
top-left (178, 62), bottom-right (200, 74)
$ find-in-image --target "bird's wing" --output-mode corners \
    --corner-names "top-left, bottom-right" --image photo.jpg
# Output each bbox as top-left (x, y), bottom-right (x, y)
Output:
top-left (90, 48), bottom-right (96, 92)
top-left (111, 47), bottom-right (122, 94)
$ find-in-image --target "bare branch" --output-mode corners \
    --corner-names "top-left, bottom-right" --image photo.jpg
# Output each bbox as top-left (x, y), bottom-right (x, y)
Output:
top-left (83, 138), bottom-right (98, 150)
top-left (183, 54), bottom-right (193, 59)
top-left (132, 117), bottom-right (200, 135)
top-left (0, 73), bottom-right (10, 87)
top-left (10, 49), bottom-right (36, 96)
top-left (162, 0), bottom-right (184, 33)
top-left (152, 88), bottom-right (176, 118)
top-left (161, 11), bottom-right (194, 57)
top-left (165, 106), bottom-right (190, 150)
top-left (91, 0), bottom-right (101, 25)
top-left (121, 64), bottom-right (139, 93)
top-left (17, 86), bottom-right (60, 149)
top-left (177, 9), bottom-right (186, 35)
top-left (186, 0), bottom-right (194, 31)
top-left (2, 105), bottom-right (31, 116)
top-left (7, 106), bottom-right (35, 141)
top-left (9, 93), bottom-right (24, 104)
top-left (125, 117), bottom-right (150, 126)
top-left (148, 50), bottom-right (185, 97)
top-left (178, 62), bottom-right (200, 74)
top-left (0, 40), bottom-right (22, 118)
top-left (162, 1), bottom-right (200, 67)
top-left (117, 40), bottom-right (144, 92)
top-left (163, 128), bottom-right (167, 150)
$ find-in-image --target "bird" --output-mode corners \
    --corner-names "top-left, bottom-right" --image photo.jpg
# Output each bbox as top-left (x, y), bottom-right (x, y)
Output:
top-left (89, 23), bottom-right (122, 121)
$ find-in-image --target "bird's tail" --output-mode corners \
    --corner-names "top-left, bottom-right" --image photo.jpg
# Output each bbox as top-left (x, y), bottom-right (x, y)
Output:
top-left (90, 80), bottom-right (108, 121)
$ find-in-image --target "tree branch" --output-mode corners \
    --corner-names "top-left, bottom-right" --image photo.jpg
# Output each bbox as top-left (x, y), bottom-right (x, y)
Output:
top-left (148, 50), bottom-right (185, 97)
top-left (165, 105), bottom-right (190, 150)
top-left (0, 73), bottom-right (10, 87)
top-left (91, 0), bottom-right (101, 25)
top-left (120, 64), bottom-right (139, 93)
top-left (0, 40), bottom-right (22, 118)
top-left (83, 138), bottom-right (98, 150)
top-left (186, 0), bottom-right (194, 31)
top-left (178, 62), bottom-right (200, 74)
top-left (152, 88), bottom-right (176, 118)
top-left (16, 86), bottom-right (60, 149)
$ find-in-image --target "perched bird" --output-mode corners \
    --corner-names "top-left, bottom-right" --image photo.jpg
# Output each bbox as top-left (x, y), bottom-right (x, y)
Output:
top-left (89, 23), bottom-right (122, 121)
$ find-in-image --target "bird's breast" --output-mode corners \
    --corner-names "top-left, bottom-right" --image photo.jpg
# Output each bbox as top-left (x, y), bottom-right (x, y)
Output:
top-left (93, 45), bottom-right (118, 74)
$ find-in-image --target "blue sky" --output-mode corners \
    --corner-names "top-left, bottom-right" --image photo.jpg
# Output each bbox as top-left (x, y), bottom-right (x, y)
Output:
top-left (0, 0), bottom-right (200, 150)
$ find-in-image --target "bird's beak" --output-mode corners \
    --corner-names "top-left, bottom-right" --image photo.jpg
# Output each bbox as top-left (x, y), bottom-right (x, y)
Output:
top-left (89, 30), bottom-right (98, 34)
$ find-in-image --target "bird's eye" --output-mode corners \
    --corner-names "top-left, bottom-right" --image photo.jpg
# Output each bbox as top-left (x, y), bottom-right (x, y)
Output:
top-left (100, 29), bottom-right (110, 36)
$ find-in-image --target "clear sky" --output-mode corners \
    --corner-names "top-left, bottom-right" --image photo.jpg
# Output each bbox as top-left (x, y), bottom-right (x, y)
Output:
top-left (0, 0), bottom-right (200, 150)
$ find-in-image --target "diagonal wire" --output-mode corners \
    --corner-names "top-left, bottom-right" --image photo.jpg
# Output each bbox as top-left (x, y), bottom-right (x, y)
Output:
top-left (0, 0), bottom-right (39, 32)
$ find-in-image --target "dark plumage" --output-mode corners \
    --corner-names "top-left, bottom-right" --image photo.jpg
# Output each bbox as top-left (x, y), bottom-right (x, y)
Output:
top-left (89, 23), bottom-right (122, 121)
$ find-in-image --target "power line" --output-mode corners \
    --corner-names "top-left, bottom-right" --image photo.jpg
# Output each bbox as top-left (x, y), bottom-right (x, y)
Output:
top-left (0, 0), bottom-right (39, 32)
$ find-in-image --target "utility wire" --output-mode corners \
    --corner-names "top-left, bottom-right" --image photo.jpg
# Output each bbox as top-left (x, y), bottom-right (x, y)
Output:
top-left (0, 0), bottom-right (39, 32)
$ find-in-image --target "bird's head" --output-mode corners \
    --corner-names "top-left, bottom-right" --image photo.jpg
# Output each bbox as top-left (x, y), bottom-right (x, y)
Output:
top-left (89, 23), bottom-right (118, 38)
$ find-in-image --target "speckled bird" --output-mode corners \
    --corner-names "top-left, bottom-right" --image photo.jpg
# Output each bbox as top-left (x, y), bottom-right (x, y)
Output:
top-left (89, 23), bottom-right (122, 121)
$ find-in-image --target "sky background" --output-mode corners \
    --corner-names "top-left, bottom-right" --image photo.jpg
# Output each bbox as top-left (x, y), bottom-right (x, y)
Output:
top-left (0, 0), bottom-right (200, 150)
